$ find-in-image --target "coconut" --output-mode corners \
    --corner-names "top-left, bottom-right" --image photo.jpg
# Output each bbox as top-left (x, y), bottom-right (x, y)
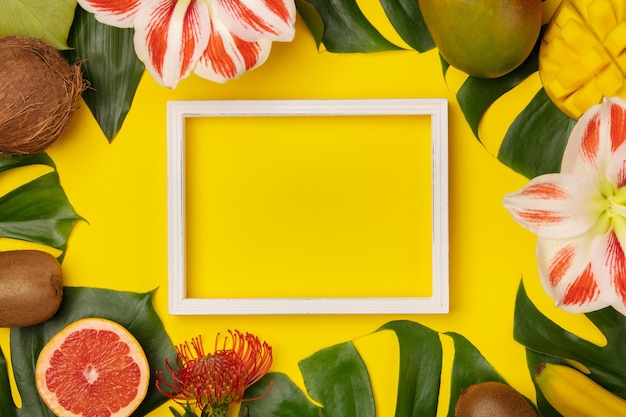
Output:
top-left (0, 35), bottom-right (84, 155)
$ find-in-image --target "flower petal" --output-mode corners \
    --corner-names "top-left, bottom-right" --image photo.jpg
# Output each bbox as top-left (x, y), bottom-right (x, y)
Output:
top-left (592, 228), bottom-right (626, 314)
top-left (537, 235), bottom-right (610, 313)
top-left (562, 96), bottom-right (626, 180)
top-left (194, 20), bottom-right (272, 83)
top-left (133, 0), bottom-right (211, 88)
top-left (503, 173), bottom-right (605, 239)
top-left (605, 140), bottom-right (626, 189)
top-left (77, 0), bottom-right (146, 28)
top-left (211, 0), bottom-right (296, 42)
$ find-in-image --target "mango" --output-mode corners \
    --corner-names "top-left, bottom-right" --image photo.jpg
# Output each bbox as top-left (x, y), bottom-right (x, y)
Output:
top-left (0, 250), bottom-right (63, 327)
top-left (418, 0), bottom-right (543, 78)
top-left (540, 0), bottom-right (626, 119)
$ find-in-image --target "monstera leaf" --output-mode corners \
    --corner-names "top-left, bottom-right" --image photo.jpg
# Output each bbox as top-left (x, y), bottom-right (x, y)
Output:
top-left (0, 348), bottom-right (16, 417)
top-left (238, 320), bottom-right (535, 417)
top-left (296, 0), bottom-right (572, 179)
top-left (296, 0), bottom-right (421, 52)
top-left (0, 0), bottom-right (77, 49)
top-left (497, 89), bottom-right (576, 178)
top-left (0, 154), bottom-right (82, 261)
top-left (514, 281), bottom-right (626, 416)
top-left (0, 287), bottom-right (177, 417)
top-left (63, 6), bottom-right (145, 142)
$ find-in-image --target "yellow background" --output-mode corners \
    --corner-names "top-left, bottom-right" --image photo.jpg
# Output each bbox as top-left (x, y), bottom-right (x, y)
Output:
top-left (185, 114), bottom-right (433, 299)
top-left (0, 2), bottom-right (605, 415)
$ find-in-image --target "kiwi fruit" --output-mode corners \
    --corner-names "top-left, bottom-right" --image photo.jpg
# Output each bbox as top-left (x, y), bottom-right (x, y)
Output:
top-left (0, 250), bottom-right (63, 327)
top-left (455, 381), bottom-right (537, 417)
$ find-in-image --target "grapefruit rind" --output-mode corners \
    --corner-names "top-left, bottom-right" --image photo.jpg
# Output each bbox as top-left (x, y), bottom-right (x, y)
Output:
top-left (35, 317), bottom-right (150, 417)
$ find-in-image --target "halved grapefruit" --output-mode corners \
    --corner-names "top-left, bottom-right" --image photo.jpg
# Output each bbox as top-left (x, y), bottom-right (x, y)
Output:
top-left (35, 317), bottom-right (150, 417)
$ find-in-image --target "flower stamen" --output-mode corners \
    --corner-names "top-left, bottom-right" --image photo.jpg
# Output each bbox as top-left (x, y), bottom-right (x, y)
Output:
top-left (156, 330), bottom-right (273, 417)
top-left (608, 195), bottom-right (626, 218)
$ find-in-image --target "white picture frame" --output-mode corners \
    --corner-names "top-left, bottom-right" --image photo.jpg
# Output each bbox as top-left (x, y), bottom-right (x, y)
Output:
top-left (167, 99), bottom-right (449, 315)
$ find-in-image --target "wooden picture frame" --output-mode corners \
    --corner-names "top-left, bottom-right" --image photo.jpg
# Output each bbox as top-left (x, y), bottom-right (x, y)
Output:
top-left (167, 99), bottom-right (449, 314)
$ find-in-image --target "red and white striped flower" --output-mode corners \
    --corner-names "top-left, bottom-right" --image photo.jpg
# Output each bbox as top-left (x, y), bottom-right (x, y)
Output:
top-left (78, 0), bottom-right (296, 88)
top-left (504, 97), bottom-right (626, 314)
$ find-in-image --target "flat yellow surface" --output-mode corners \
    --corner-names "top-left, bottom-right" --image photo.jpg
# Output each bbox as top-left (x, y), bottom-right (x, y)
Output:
top-left (185, 114), bottom-right (432, 299)
top-left (0, 11), bottom-right (603, 417)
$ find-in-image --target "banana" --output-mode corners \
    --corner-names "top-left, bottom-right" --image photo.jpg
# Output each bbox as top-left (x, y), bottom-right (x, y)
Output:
top-left (534, 362), bottom-right (626, 417)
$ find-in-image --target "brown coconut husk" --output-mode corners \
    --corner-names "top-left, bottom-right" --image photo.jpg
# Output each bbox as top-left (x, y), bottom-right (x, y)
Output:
top-left (0, 35), bottom-right (85, 155)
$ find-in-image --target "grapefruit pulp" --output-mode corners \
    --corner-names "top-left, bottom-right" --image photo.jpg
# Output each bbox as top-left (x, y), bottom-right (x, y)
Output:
top-left (35, 317), bottom-right (150, 417)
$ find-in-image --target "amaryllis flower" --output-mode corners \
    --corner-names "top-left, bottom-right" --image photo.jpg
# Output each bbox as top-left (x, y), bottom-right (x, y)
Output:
top-left (77, 0), bottom-right (296, 88)
top-left (156, 330), bottom-right (273, 417)
top-left (503, 96), bottom-right (626, 315)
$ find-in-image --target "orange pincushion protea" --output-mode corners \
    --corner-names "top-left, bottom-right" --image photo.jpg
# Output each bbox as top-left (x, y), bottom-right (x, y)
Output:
top-left (156, 330), bottom-right (273, 417)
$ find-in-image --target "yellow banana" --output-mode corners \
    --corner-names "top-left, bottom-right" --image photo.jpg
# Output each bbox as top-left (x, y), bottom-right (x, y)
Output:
top-left (534, 362), bottom-right (626, 417)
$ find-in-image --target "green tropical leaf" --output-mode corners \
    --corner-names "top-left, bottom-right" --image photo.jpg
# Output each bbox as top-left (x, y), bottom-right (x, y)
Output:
top-left (241, 373), bottom-right (319, 417)
top-left (294, 0), bottom-right (325, 49)
top-left (513, 280), bottom-right (626, 416)
top-left (168, 405), bottom-right (201, 417)
top-left (378, 320), bottom-right (442, 417)
top-left (0, 154), bottom-right (82, 261)
top-left (299, 341), bottom-right (375, 417)
top-left (0, 152), bottom-right (54, 174)
top-left (0, 347), bottom-right (18, 417)
top-left (445, 332), bottom-right (507, 417)
top-left (168, 408), bottom-right (186, 417)
top-left (498, 89), bottom-right (576, 178)
top-left (0, 0), bottom-right (77, 49)
top-left (378, 0), bottom-right (434, 52)
top-left (296, 0), bottom-right (402, 52)
top-left (242, 320), bottom-right (530, 417)
top-left (455, 39), bottom-right (540, 139)
top-left (445, 332), bottom-right (538, 417)
top-left (9, 287), bottom-right (177, 417)
top-left (63, 6), bottom-right (145, 142)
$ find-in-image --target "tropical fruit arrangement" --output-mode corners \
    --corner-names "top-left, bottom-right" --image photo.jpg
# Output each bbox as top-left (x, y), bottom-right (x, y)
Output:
top-left (5, 0), bottom-right (626, 416)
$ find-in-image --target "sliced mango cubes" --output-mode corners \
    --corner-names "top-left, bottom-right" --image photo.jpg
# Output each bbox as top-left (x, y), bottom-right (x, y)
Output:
top-left (540, 0), bottom-right (626, 119)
